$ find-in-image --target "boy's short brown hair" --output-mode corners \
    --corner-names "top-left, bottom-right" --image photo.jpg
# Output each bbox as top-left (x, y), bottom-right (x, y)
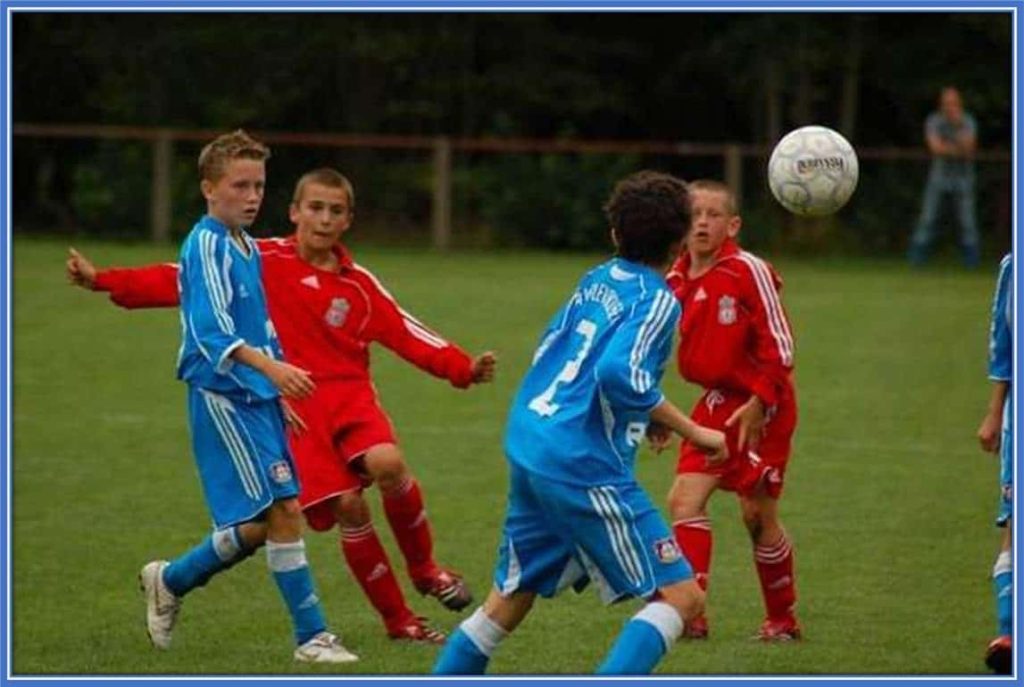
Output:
top-left (687, 179), bottom-right (738, 214)
top-left (292, 168), bottom-right (356, 210)
top-left (603, 171), bottom-right (690, 266)
top-left (197, 129), bottom-right (270, 182)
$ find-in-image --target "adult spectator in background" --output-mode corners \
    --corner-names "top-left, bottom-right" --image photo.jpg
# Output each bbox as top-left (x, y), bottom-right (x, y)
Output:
top-left (908, 86), bottom-right (980, 268)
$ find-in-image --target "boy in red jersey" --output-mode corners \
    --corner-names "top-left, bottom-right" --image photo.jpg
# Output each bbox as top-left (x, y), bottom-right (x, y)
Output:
top-left (660, 179), bottom-right (800, 641)
top-left (67, 168), bottom-right (496, 644)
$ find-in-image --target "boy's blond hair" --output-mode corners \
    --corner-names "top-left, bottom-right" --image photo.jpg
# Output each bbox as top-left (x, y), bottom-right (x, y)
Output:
top-left (197, 129), bottom-right (270, 182)
top-left (688, 179), bottom-right (738, 215)
top-left (292, 168), bottom-right (356, 210)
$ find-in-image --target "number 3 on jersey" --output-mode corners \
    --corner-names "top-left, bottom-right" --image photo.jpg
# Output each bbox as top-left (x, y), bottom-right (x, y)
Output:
top-left (528, 319), bottom-right (597, 417)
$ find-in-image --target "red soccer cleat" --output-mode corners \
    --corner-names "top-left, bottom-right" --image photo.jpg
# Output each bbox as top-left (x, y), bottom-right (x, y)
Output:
top-left (985, 635), bottom-right (1012, 675)
top-left (682, 615), bottom-right (709, 640)
top-left (414, 568), bottom-right (474, 612)
top-left (387, 616), bottom-right (447, 645)
top-left (755, 617), bottom-right (802, 642)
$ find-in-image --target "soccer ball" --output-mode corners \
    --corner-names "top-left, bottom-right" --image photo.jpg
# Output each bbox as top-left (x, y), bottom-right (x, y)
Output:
top-left (767, 125), bottom-right (859, 216)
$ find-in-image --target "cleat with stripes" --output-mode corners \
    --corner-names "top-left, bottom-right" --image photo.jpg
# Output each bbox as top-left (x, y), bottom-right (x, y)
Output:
top-left (414, 568), bottom-right (473, 612)
top-left (388, 616), bottom-right (447, 644)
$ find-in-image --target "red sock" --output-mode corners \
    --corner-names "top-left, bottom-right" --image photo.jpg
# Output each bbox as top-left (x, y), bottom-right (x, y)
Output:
top-left (673, 516), bottom-right (713, 598)
top-left (382, 478), bottom-right (438, 582)
top-left (754, 532), bottom-right (797, 621)
top-left (340, 523), bottom-right (415, 630)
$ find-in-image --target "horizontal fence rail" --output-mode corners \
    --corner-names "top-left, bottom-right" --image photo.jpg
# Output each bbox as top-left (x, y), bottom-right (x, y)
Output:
top-left (13, 123), bottom-right (1012, 247)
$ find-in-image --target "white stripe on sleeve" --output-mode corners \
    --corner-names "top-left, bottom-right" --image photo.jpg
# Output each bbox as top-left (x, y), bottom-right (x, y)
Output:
top-left (739, 253), bottom-right (793, 366)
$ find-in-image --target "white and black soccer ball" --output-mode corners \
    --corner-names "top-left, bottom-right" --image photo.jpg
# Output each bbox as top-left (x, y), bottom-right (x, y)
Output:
top-left (767, 125), bottom-right (859, 217)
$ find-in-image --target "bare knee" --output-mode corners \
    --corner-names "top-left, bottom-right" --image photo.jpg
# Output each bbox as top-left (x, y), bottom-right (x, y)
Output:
top-left (667, 475), bottom-right (716, 521)
top-left (741, 507), bottom-right (764, 541)
top-left (332, 492), bottom-right (371, 529)
top-left (740, 494), bottom-right (783, 545)
top-left (657, 579), bottom-right (705, 622)
top-left (481, 588), bottom-right (536, 633)
top-left (267, 498), bottom-right (305, 541)
top-left (364, 444), bottom-right (411, 494)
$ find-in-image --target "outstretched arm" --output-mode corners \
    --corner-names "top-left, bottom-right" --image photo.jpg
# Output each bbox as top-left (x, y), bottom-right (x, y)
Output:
top-left (363, 268), bottom-right (492, 388)
top-left (66, 247), bottom-right (180, 309)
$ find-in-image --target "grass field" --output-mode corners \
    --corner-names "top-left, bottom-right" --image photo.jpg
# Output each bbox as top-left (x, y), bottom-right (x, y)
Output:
top-left (10, 236), bottom-right (1007, 676)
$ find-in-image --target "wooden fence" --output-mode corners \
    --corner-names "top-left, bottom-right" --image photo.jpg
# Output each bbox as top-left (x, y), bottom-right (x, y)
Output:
top-left (12, 123), bottom-right (1012, 249)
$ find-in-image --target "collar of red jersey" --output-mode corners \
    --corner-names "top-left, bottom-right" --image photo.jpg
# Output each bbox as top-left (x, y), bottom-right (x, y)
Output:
top-left (282, 233), bottom-right (354, 269)
top-left (673, 237), bottom-right (740, 275)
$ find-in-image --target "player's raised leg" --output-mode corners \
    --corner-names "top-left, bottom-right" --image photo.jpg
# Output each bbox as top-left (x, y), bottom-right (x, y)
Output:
top-left (739, 491), bottom-right (800, 641)
top-left (362, 443), bottom-right (473, 611)
top-left (668, 472), bottom-right (719, 639)
top-left (140, 521), bottom-right (265, 649)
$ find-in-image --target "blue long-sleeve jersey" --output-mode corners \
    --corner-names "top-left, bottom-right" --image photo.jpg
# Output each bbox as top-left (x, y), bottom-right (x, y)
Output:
top-left (988, 253), bottom-right (1013, 384)
top-left (988, 254), bottom-right (1013, 433)
top-left (504, 258), bottom-right (680, 486)
top-left (175, 215), bottom-right (282, 401)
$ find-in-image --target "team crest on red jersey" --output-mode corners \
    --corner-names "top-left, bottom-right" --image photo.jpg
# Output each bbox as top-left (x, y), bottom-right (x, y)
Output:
top-left (717, 295), bottom-right (737, 325)
top-left (325, 298), bottom-right (350, 327)
top-left (653, 537), bottom-right (682, 564)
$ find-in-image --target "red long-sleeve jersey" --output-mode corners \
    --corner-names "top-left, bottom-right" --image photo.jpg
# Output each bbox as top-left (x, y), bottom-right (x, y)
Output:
top-left (666, 239), bottom-right (794, 406)
top-left (93, 235), bottom-right (475, 387)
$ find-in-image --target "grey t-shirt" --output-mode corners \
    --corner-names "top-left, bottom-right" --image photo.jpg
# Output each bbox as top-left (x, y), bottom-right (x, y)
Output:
top-left (926, 111), bottom-right (977, 179)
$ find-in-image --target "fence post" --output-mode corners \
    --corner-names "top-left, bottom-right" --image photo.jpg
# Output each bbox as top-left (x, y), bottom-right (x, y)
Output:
top-left (431, 136), bottom-right (452, 250)
top-left (724, 143), bottom-right (743, 209)
top-left (151, 130), bottom-right (173, 243)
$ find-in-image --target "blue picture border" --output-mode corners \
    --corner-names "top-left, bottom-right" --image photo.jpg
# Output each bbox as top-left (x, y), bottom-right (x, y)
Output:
top-left (0, 1), bottom-right (1020, 685)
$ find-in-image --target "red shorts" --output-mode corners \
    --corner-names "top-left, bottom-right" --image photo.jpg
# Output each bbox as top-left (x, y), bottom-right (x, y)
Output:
top-left (287, 380), bottom-right (397, 531)
top-left (676, 388), bottom-right (797, 498)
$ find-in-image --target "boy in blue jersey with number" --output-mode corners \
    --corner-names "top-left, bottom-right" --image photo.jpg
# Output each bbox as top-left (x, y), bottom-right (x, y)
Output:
top-left (976, 253), bottom-right (1013, 674)
top-left (138, 130), bottom-right (357, 663)
top-left (433, 171), bottom-right (727, 675)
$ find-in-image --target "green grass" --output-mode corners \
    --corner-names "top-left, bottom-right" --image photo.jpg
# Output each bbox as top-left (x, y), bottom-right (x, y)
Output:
top-left (12, 236), bottom-right (1003, 675)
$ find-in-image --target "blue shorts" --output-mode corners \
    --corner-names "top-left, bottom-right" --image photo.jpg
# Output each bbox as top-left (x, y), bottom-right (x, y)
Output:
top-left (187, 387), bottom-right (299, 528)
top-left (493, 463), bottom-right (692, 605)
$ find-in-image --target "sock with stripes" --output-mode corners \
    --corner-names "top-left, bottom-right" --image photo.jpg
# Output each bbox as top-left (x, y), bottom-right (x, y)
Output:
top-left (340, 523), bottom-right (416, 632)
top-left (994, 549), bottom-right (1013, 636)
top-left (432, 607), bottom-right (507, 674)
top-left (754, 532), bottom-right (797, 621)
top-left (382, 477), bottom-right (439, 582)
top-left (596, 601), bottom-right (683, 675)
top-left (673, 516), bottom-right (712, 623)
top-left (267, 539), bottom-right (327, 645)
top-left (162, 525), bottom-right (255, 597)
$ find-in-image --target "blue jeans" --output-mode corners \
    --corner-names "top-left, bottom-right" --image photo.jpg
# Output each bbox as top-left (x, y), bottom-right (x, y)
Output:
top-left (909, 169), bottom-right (979, 266)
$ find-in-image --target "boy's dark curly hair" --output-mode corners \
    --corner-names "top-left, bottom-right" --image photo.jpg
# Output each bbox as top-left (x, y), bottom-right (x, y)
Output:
top-left (603, 171), bottom-right (690, 266)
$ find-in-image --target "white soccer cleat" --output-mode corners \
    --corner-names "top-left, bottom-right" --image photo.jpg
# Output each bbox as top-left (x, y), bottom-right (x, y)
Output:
top-left (294, 631), bottom-right (360, 664)
top-left (139, 560), bottom-right (181, 650)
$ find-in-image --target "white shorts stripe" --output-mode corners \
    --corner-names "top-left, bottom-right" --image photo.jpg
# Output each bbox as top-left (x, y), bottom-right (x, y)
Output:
top-left (203, 392), bottom-right (262, 500)
top-left (589, 487), bottom-right (643, 587)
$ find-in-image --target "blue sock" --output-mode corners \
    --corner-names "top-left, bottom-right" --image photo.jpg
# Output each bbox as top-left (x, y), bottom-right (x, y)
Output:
top-left (266, 539), bottom-right (326, 646)
top-left (162, 526), bottom-right (254, 597)
top-left (433, 608), bottom-right (506, 675)
top-left (597, 602), bottom-right (683, 675)
top-left (994, 550), bottom-right (1013, 636)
